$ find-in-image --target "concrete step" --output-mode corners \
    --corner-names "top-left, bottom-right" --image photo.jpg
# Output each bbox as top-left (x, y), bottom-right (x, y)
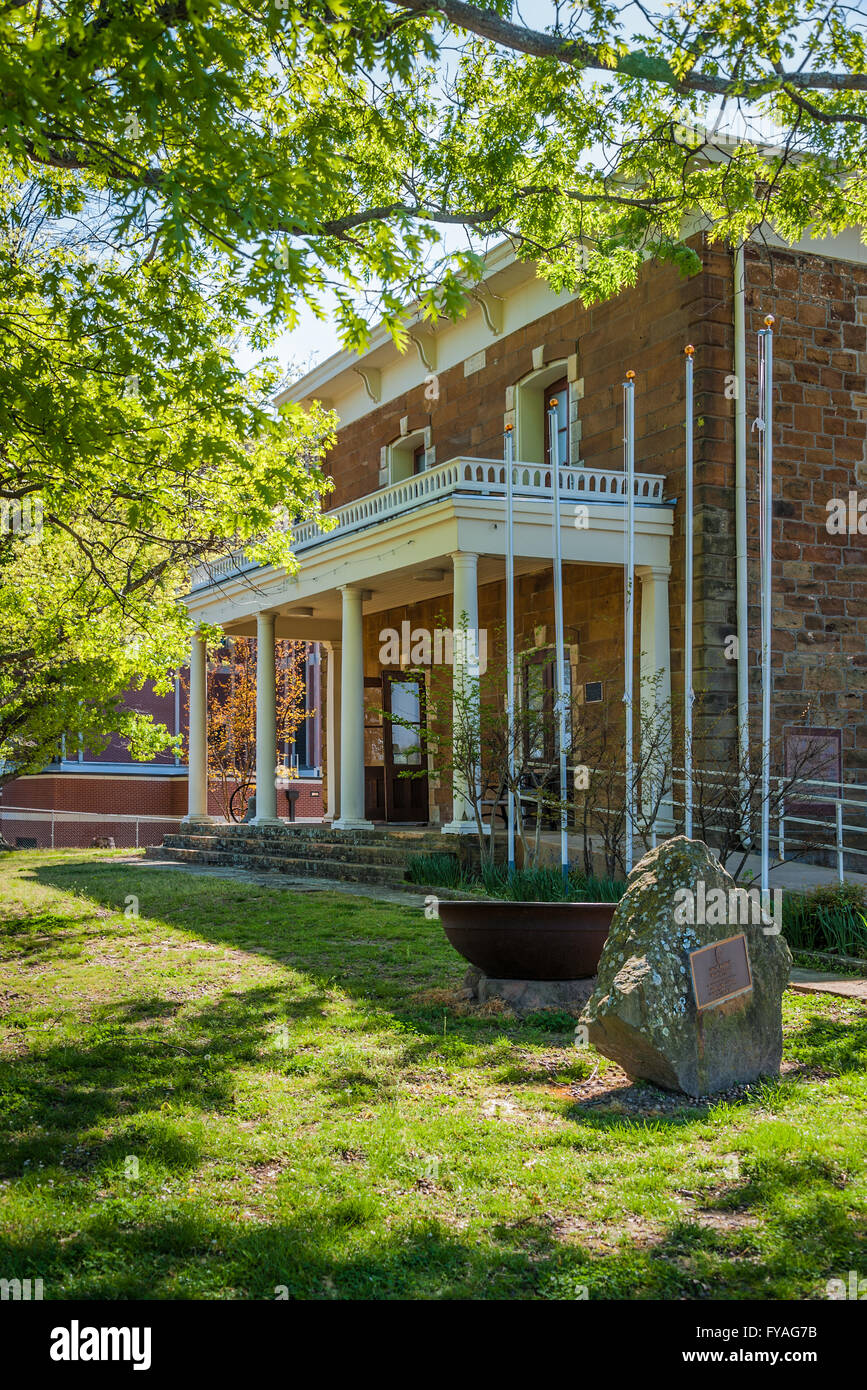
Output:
top-left (163, 824), bottom-right (447, 851)
top-left (146, 843), bottom-right (428, 889)
top-left (159, 831), bottom-right (445, 869)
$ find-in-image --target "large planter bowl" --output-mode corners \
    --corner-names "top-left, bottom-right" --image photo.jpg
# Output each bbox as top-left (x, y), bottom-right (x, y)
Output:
top-left (438, 900), bottom-right (618, 981)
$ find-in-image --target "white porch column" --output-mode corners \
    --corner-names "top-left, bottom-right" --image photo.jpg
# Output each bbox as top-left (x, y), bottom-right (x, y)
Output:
top-left (323, 640), bottom-right (342, 822)
top-left (183, 628), bottom-right (214, 825)
top-left (443, 551), bottom-right (483, 835)
top-left (252, 610), bottom-right (280, 825)
top-left (638, 564), bottom-right (674, 835)
top-left (334, 586), bottom-right (373, 830)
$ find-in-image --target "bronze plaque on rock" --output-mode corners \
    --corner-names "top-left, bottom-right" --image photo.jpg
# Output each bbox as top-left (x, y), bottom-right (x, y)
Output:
top-left (689, 934), bottom-right (753, 1010)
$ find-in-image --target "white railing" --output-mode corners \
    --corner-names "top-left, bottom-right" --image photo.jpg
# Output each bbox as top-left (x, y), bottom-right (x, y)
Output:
top-left (190, 455), bottom-right (667, 590)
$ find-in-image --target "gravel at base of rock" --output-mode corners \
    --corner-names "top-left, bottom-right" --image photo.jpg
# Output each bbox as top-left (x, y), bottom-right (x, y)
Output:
top-left (463, 966), bottom-right (596, 1015)
top-left (568, 1057), bottom-right (830, 1116)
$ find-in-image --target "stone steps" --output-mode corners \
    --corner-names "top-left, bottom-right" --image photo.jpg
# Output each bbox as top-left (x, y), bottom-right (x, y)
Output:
top-left (160, 833), bottom-right (420, 869)
top-left (146, 822), bottom-right (458, 891)
top-left (147, 844), bottom-right (424, 887)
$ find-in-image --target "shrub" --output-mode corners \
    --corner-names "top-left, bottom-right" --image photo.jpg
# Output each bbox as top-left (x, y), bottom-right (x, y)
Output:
top-left (405, 852), bottom-right (468, 890)
top-left (782, 882), bottom-right (867, 958)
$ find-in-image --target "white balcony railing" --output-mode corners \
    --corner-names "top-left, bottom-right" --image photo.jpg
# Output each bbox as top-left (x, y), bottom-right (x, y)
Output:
top-left (191, 455), bottom-right (668, 590)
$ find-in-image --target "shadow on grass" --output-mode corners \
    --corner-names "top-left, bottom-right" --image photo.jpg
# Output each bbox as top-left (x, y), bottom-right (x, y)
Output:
top-left (0, 1179), bottom-right (858, 1300)
top-left (0, 857), bottom-right (863, 1298)
top-left (24, 859), bottom-right (867, 1099)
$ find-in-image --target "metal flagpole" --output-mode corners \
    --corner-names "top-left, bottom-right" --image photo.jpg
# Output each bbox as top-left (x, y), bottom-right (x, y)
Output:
top-left (623, 371), bottom-right (636, 873)
top-left (547, 397), bottom-right (569, 888)
top-left (504, 424), bottom-right (516, 874)
top-left (684, 345), bottom-right (695, 838)
top-left (759, 315), bottom-right (775, 894)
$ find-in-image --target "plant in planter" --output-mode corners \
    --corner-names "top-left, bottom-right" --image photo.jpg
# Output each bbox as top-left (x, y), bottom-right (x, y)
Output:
top-left (571, 664), bottom-right (679, 878)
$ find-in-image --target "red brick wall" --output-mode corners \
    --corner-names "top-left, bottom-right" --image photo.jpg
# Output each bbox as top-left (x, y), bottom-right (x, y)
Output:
top-left (81, 679), bottom-right (179, 763)
top-left (0, 772), bottom-right (326, 846)
top-left (0, 773), bottom-right (186, 849)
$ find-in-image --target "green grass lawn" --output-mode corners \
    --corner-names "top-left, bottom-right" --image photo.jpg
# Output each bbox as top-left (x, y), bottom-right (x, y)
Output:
top-left (0, 849), bottom-right (865, 1301)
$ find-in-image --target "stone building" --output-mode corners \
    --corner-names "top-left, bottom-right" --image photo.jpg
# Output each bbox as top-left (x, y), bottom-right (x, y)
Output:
top-left (178, 230), bottom-right (866, 851)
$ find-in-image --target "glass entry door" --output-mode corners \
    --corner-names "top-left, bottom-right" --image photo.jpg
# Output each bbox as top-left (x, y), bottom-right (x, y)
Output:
top-left (363, 678), bottom-right (386, 821)
top-left (383, 672), bottom-right (428, 822)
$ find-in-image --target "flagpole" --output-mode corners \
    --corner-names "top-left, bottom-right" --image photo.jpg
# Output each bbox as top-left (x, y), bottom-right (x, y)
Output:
top-left (623, 370), bottom-right (636, 874)
top-left (547, 397), bottom-right (569, 889)
top-left (504, 424), bottom-right (516, 875)
top-left (684, 345), bottom-right (695, 838)
top-left (759, 315), bottom-right (775, 894)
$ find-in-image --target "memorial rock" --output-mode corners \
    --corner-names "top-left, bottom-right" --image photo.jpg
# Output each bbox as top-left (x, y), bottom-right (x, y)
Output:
top-left (580, 837), bottom-right (792, 1097)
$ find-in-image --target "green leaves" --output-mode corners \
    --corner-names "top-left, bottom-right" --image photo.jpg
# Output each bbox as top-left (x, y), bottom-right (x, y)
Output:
top-left (1, 0), bottom-right (865, 770)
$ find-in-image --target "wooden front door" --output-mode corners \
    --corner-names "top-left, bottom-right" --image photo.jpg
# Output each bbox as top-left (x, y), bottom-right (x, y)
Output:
top-left (383, 672), bottom-right (429, 822)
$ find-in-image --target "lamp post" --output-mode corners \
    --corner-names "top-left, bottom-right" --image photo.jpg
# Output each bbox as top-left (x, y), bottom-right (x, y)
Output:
top-left (623, 371), bottom-right (636, 873)
top-left (547, 397), bottom-right (569, 888)
top-left (504, 424), bottom-right (516, 874)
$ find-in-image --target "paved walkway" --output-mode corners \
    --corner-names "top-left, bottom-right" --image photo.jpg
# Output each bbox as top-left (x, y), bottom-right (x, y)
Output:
top-left (787, 968), bottom-right (867, 1002)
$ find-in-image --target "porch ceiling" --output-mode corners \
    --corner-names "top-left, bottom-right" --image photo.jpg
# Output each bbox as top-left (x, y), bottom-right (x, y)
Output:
top-left (221, 553), bottom-right (547, 639)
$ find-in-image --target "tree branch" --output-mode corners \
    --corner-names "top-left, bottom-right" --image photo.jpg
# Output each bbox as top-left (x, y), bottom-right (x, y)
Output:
top-left (388, 0), bottom-right (867, 97)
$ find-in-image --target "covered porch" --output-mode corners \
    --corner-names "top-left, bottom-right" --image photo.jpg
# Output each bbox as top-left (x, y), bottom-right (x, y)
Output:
top-left (182, 455), bottom-right (674, 837)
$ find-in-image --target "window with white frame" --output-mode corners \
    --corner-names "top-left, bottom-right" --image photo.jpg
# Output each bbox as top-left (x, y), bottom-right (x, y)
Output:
top-left (514, 362), bottom-right (570, 466)
top-left (381, 427), bottom-right (434, 486)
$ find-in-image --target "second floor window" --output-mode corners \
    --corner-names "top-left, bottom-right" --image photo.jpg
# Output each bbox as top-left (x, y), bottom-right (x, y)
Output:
top-left (543, 378), bottom-right (569, 469)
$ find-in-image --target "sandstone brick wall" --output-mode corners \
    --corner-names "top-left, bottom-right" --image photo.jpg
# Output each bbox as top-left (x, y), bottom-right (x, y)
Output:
top-left (743, 245), bottom-right (867, 780)
top-left (327, 235), bottom-right (867, 804)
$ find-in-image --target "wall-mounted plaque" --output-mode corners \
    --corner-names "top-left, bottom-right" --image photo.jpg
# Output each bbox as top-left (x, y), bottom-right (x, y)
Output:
top-left (689, 934), bottom-right (753, 1010)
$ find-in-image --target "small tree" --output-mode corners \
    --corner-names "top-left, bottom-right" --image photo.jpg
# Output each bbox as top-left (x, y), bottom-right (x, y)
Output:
top-left (570, 665), bottom-right (678, 878)
top-left (182, 638), bottom-right (311, 820)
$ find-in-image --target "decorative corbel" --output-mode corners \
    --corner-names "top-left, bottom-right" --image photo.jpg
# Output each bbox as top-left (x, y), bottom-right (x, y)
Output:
top-left (354, 365), bottom-right (381, 403)
top-left (471, 288), bottom-right (504, 336)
